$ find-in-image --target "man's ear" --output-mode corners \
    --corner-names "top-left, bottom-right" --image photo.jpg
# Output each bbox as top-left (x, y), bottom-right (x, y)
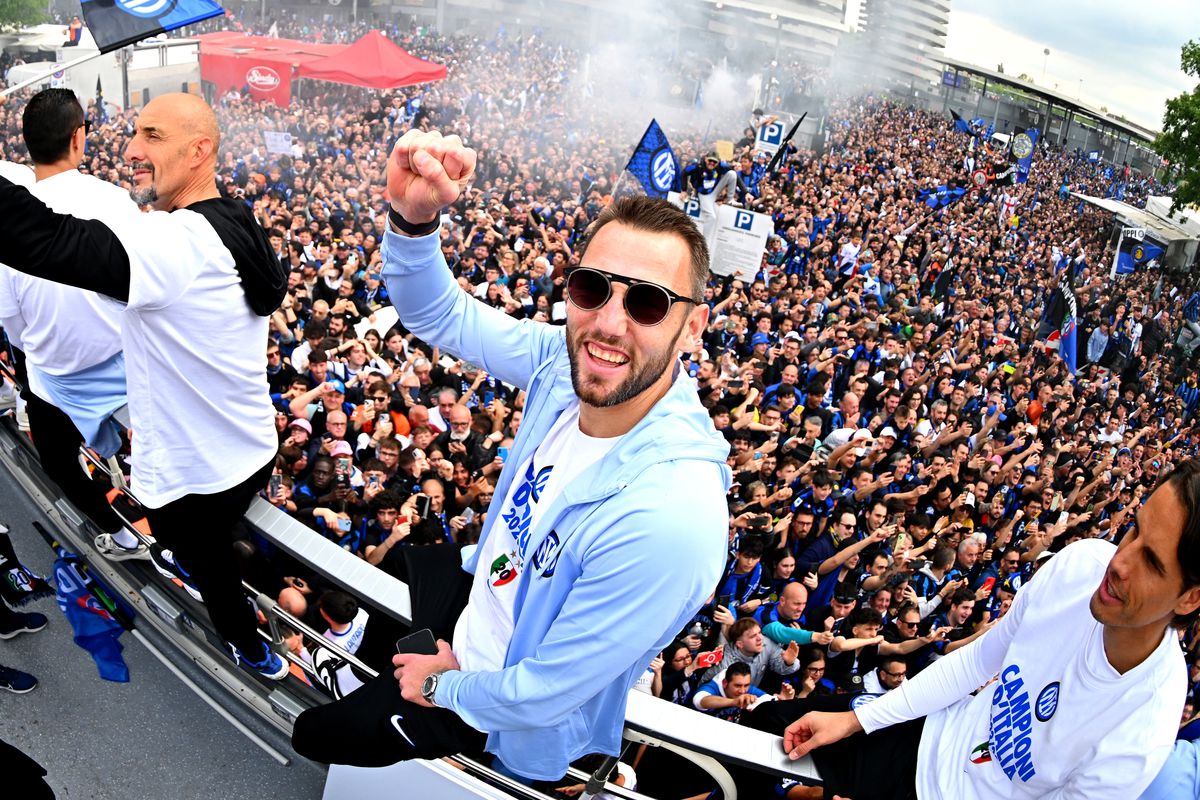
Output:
top-left (682, 302), bottom-right (710, 353)
top-left (192, 136), bottom-right (215, 168)
top-left (72, 124), bottom-right (87, 158)
top-left (1174, 585), bottom-right (1200, 623)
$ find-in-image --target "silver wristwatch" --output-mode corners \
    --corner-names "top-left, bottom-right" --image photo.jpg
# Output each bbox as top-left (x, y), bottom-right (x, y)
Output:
top-left (421, 671), bottom-right (443, 707)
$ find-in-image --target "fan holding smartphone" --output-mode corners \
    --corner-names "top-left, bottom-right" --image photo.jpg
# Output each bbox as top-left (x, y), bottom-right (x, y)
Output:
top-left (292, 129), bottom-right (731, 787)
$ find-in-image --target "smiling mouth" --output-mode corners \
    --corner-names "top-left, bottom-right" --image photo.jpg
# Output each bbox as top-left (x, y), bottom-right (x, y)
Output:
top-left (1098, 572), bottom-right (1123, 604)
top-left (585, 341), bottom-right (629, 366)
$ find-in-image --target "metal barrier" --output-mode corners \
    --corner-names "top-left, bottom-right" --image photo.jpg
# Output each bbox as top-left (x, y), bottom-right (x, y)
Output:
top-left (0, 405), bottom-right (822, 798)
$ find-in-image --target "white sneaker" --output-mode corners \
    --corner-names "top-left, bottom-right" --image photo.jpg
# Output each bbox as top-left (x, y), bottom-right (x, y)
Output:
top-left (94, 532), bottom-right (151, 562)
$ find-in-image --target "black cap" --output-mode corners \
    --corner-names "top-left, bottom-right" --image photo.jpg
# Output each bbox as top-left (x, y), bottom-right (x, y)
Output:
top-left (834, 590), bottom-right (858, 605)
top-left (837, 673), bottom-right (864, 694)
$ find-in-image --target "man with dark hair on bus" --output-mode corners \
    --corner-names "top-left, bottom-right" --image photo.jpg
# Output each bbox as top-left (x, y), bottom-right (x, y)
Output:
top-left (779, 460), bottom-right (1200, 800)
top-left (0, 88), bottom-right (142, 559)
top-left (292, 130), bottom-right (730, 783)
top-left (0, 93), bottom-right (289, 680)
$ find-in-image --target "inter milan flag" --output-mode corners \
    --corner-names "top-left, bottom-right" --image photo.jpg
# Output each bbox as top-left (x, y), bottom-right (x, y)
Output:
top-left (53, 546), bottom-right (132, 682)
top-left (1185, 292), bottom-right (1200, 323)
top-left (80, 0), bottom-right (225, 55)
top-left (1013, 127), bottom-right (1039, 184)
top-left (917, 184), bottom-right (967, 208)
top-left (1044, 284), bottom-right (1079, 374)
top-left (625, 119), bottom-right (680, 200)
top-left (1115, 239), bottom-right (1165, 275)
top-left (950, 108), bottom-right (971, 135)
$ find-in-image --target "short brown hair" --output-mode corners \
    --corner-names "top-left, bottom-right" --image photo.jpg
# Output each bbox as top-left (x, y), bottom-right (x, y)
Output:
top-left (576, 196), bottom-right (709, 300)
top-left (730, 618), bottom-right (761, 645)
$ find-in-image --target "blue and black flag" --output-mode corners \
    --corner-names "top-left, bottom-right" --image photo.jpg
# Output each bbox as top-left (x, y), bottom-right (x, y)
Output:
top-left (1185, 293), bottom-right (1200, 323)
top-left (625, 119), bottom-right (680, 199)
top-left (1013, 127), bottom-right (1039, 184)
top-left (80, 0), bottom-right (225, 55)
top-left (949, 108), bottom-right (971, 135)
top-left (1115, 239), bottom-right (1164, 275)
top-left (917, 184), bottom-right (967, 208)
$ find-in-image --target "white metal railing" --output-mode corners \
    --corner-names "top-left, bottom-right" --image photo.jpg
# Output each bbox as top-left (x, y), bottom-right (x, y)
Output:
top-left (0, 397), bottom-right (822, 797)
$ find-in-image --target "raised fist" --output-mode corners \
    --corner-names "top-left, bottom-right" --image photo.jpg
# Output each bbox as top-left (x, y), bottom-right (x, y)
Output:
top-left (386, 130), bottom-right (477, 224)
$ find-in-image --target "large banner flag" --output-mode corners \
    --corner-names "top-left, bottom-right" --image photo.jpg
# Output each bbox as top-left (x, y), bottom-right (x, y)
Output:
top-left (1115, 239), bottom-right (1164, 275)
top-left (1013, 127), bottom-right (1039, 184)
top-left (625, 119), bottom-right (680, 200)
top-left (80, 0), bottom-right (225, 55)
top-left (1045, 285), bottom-right (1079, 374)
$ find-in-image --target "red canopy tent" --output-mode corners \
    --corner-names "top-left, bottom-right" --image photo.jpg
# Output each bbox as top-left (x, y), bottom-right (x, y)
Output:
top-left (296, 31), bottom-right (447, 89)
top-left (197, 33), bottom-right (345, 106)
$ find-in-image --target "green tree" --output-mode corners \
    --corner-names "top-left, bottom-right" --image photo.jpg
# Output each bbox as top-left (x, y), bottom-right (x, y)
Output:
top-left (0, 0), bottom-right (48, 30)
top-left (1157, 40), bottom-right (1200, 210)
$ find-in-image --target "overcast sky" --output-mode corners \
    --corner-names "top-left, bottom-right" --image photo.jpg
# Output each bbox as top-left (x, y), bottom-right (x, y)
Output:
top-left (944, 0), bottom-right (1198, 131)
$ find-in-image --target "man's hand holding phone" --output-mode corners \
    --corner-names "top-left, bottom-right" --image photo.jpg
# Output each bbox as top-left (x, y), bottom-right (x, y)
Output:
top-left (393, 632), bottom-right (460, 708)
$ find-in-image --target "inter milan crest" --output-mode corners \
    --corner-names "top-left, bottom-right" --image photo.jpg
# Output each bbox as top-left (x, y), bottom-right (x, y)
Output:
top-left (1011, 133), bottom-right (1034, 160)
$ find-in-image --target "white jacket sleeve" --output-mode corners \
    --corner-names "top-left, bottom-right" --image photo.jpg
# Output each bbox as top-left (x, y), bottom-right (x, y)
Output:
top-left (854, 560), bottom-right (1041, 734)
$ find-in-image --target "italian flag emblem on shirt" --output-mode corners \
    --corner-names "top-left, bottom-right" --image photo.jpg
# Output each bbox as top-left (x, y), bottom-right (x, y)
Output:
top-left (489, 553), bottom-right (518, 588)
top-left (970, 741), bottom-right (992, 765)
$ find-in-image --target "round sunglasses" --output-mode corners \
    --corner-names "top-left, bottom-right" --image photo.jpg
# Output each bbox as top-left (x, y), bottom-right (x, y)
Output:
top-left (564, 266), bottom-right (700, 327)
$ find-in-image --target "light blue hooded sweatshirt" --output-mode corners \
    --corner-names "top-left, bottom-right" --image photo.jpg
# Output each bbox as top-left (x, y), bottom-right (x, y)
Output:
top-left (381, 227), bottom-right (731, 780)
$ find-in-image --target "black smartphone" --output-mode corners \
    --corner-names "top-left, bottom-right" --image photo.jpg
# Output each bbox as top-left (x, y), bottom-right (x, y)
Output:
top-left (396, 628), bottom-right (438, 656)
top-left (269, 474), bottom-right (282, 497)
top-left (716, 593), bottom-right (733, 610)
top-left (728, 379), bottom-right (745, 390)
top-left (415, 495), bottom-right (432, 520)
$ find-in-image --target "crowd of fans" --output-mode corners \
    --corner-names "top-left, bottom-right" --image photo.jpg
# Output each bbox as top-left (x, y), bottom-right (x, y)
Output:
top-left (3, 9), bottom-right (1200, 796)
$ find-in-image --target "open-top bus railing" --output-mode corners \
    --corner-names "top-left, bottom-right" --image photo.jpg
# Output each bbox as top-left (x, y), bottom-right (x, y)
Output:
top-left (0, 399), bottom-right (821, 799)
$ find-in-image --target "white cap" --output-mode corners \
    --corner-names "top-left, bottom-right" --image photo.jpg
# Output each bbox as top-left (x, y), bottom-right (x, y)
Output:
top-left (879, 426), bottom-right (898, 438)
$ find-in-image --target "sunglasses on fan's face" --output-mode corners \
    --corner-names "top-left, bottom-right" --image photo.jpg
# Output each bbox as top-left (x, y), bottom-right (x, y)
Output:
top-left (565, 266), bottom-right (699, 327)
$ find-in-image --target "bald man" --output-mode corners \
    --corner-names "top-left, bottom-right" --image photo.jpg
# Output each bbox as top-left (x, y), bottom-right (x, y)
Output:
top-left (0, 93), bottom-right (290, 680)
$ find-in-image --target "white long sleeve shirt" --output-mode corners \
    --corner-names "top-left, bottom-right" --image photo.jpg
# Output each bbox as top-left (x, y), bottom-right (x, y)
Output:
top-left (0, 168), bottom-right (133, 383)
top-left (855, 539), bottom-right (1184, 799)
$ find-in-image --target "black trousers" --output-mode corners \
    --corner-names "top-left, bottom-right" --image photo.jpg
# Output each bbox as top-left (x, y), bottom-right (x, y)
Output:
top-left (743, 695), bottom-right (923, 800)
top-left (0, 595), bottom-right (16, 627)
top-left (292, 543), bottom-right (488, 769)
top-left (23, 391), bottom-right (124, 534)
top-left (143, 461), bottom-right (274, 656)
top-left (292, 668), bottom-right (487, 767)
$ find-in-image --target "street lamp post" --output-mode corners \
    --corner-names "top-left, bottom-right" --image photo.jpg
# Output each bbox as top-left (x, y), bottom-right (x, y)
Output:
top-left (1042, 48), bottom-right (1049, 84)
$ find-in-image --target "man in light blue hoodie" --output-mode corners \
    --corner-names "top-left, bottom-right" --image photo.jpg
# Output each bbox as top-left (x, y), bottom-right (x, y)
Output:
top-left (292, 130), bottom-right (731, 781)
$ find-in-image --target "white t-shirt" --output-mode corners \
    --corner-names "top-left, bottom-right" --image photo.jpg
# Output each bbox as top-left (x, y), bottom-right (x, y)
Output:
top-left (857, 539), bottom-right (1184, 800)
top-left (453, 401), bottom-right (622, 673)
top-left (106, 207), bottom-right (280, 507)
top-left (0, 170), bottom-right (135, 392)
top-left (306, 606), bottom-right (369, 698)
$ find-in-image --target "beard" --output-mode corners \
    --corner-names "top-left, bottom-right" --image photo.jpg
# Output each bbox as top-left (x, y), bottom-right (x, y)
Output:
top-left (566, 320), bottom-right (684, 409)
top-left (449, 430), bottom-right (470, 442)
top-left (129, 185), bottom-right (158, 206)
top-left (128, 160), bottom-right (157, 207)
